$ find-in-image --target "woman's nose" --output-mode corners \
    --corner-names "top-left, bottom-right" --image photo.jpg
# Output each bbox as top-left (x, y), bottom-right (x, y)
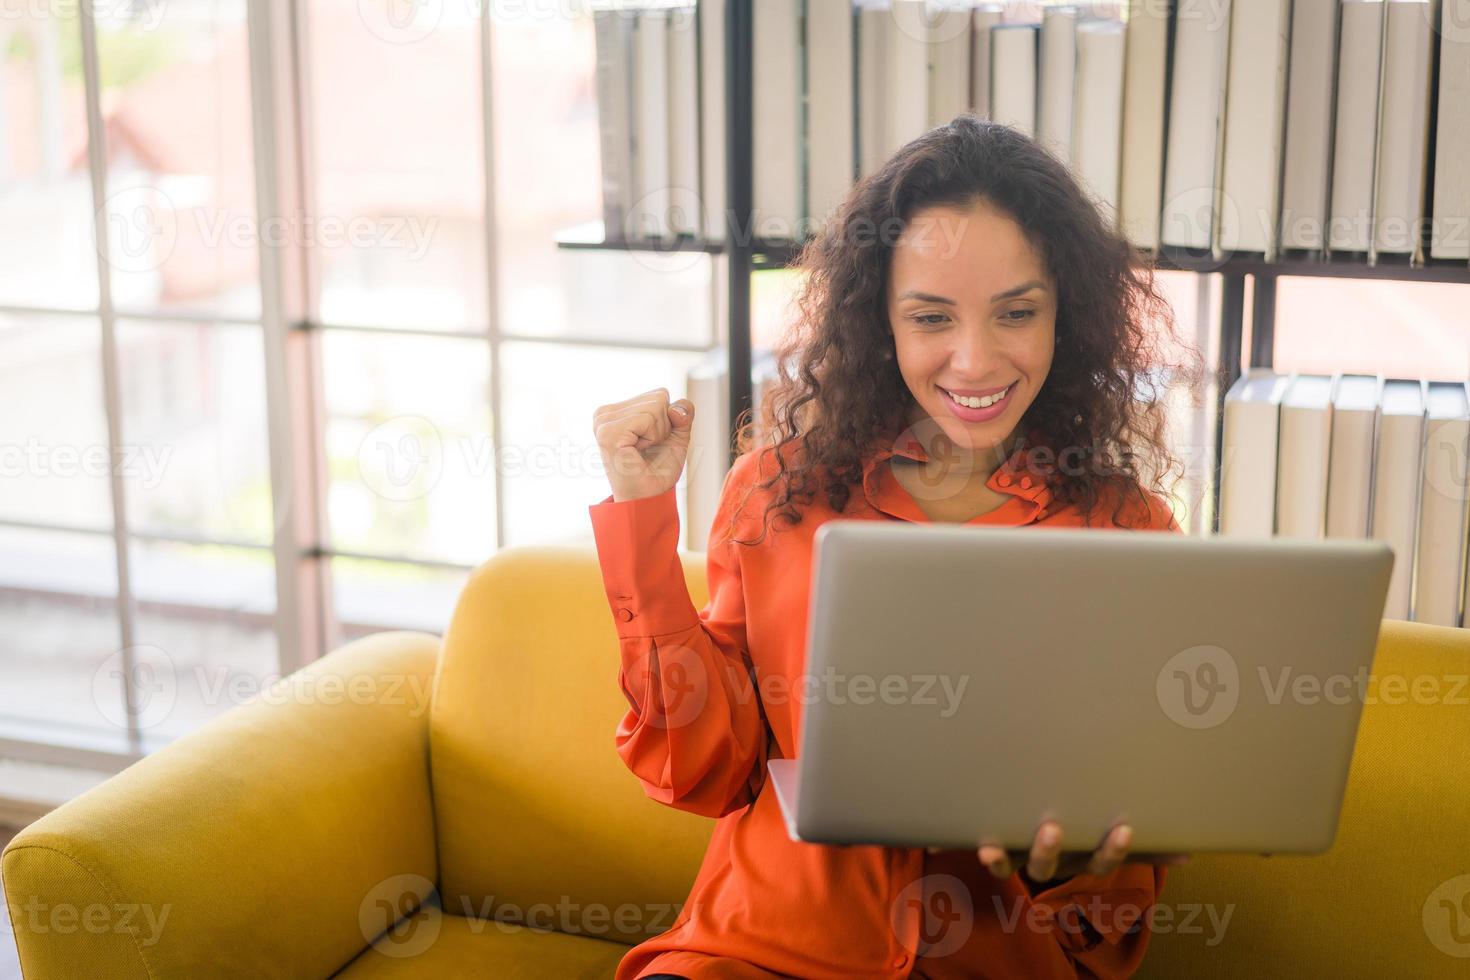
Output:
top-left (948, 325), bottom-right (996, 375)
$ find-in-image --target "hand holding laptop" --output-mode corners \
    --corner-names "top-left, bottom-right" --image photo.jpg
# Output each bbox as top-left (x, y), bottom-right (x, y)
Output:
top-left (948, 820), bottom-right (1190, 882)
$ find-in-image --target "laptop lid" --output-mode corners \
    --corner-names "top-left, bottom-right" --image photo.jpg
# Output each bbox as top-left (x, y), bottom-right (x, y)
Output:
top-left (783, 521), bottom-right (1393, 854)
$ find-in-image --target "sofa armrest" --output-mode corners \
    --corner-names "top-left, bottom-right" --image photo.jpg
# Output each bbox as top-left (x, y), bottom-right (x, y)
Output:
top-left (2, 630), bottom-right (441, 979)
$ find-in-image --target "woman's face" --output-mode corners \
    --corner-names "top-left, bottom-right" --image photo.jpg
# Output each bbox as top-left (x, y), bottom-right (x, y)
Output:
top-left (886, 199), bottom-right (1057, 455)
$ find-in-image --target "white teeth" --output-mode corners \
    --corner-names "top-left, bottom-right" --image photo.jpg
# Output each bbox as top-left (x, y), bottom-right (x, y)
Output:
top-left (944, 384), bottom-right (1011, 409)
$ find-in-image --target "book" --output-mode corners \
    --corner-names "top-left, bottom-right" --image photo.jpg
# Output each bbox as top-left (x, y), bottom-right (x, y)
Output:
top-left (1278, 0), bottom-right (1339, 250)
top-left (699, 0), bottom-right (728, 241)
top-left (1160, 2), bottom-right (1230, 250)
top-left (1328, 0), bottom-right (1384, 253)
top-left (1431, 5), bottom-right (1470, 260)
top-left (928, 1), bottom-right (974, 128)
top-left (808, 0), bottom-right (858, 228)
top-left (1218, 0), bottom-right (1291, 255)
top-left (1373, 0), bottom-right (1434, 258)
top-left (888, 0), bottom-right (931, 153)
top-left (685, 349), bottom-right (731, 551)
top-left (1072, 19), bottom-right (1126, 223)
top-left (1219, 369), bottom-right (1292, 538)
top-left (969, 5), bottom-right (1006, 121)
top-left (1119, 0), bottom-right (1171, 249)
top-left (754, 0), bottom-right (803, 241)
top-left (1037, 5), bottom-right (1079, 164)
top-left (1371, 379), bottom-right (1426, 620)
top-left (593, 8), bottom-right (637, 242)
top-left (1415, 382), bottom-right (1470, 626)
top-left (859, 0), bottom-right (892, 175)
top-left (990, 23), bottom-right (1039, 136)
top-left (668, 3), bottom-right (702, 238)
top-left (632, 7), bottom-right (672, 240)
top-left (1324, 373), bottom-right (1380, 539)
top-left (1274, 373), bottom-right (1334, 538)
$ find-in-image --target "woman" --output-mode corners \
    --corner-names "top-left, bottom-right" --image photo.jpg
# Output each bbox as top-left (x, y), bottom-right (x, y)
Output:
top-left (588, 115), bottom-right (1205, 979)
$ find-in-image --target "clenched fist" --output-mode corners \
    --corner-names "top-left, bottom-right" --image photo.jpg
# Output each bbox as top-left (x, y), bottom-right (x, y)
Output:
top-left (593, 387), bottom-right (695, 502)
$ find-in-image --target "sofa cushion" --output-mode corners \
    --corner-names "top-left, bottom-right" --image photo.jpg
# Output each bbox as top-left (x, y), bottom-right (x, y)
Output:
top-left (430, 547), bottom-right (715, 945)
top-left (333, 903), bottom-right (626, 978)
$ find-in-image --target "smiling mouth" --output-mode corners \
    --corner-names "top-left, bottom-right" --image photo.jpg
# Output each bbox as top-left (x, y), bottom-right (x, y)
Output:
top-left (940, 383), bottom-right (1015, 410)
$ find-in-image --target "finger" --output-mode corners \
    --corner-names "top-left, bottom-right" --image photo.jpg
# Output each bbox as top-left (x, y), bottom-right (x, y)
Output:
top-left (593, 389), bottom-right (665, 421)
top-left (596, 410), bottom-right (662, 452)
top-left (1027, 822), bottom-right (1063, 883)
top-left (977, 843), bottom-right (1012, 878)
top-left (1087, 824), bottom-right (1133, 877)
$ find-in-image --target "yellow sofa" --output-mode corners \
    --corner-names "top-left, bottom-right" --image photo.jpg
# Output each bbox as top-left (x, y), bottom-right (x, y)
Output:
top-left (4, 547), bottom-right (1469, 978)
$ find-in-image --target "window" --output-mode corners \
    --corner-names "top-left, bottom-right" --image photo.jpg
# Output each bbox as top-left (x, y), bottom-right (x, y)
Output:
top-left (0, 3), bottom-right (718, 763)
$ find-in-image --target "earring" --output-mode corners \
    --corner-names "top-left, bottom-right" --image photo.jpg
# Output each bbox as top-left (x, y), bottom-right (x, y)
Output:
top-left (1073, 413), bottom-right (1083, 425)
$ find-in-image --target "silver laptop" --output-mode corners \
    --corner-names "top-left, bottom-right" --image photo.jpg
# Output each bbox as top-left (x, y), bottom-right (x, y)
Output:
top-left (768, 521), bottom-right (1394, 855)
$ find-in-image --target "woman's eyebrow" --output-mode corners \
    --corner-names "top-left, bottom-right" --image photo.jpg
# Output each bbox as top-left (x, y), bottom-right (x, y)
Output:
top-left (896, 290), bottom-right (957, 305)
top-left (897, 281), bottom-right (1047, 305)
top-left (990, 279), bottom-right (1046, 302)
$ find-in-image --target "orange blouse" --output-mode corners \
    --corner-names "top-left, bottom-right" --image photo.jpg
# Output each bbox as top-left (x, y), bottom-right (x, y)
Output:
top-left (588, 428), bottom-right (1182, 980)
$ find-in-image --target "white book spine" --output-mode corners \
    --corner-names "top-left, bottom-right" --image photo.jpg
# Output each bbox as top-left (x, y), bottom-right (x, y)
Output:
top-left (1328, 1), bottom-right (1384, 253)
top-left (888, 0), bottom-right (931, 154)
top-left (1274, 386), bottom-right (1333, 539)
top-left (668, 4), bottom-right (702, 238)
top-left (1119, 0), bottom-right (1170, 250)
top-left (1325, 404), bottom-right (1378, 539)
top-left (1431, 4), bottom-right (1470, 260)
top-left (1278, 0), bottom-right (1339, 250)
top-left (1037, 6), bottom-right (1078, 164)
top-left (808, 0), bottom-right (858, 227)
top-left (927, 2), bottom-right (974, 128)
top-left (1072, 21), bottom-right (1125, 224)
top-left (1160, 3), bottom-right (1231, 250)
top-left (1372, 386), bottom-right (1426, 621)
top-left (990, 25), bottom-right (1039, 137)
top-left (699, 0), bottom-right (728, 241)
top-left (1219, 370), bottom-right (1289, 539)
top-left (969, 6), bottom-right (1005, 120)
top-left (1372, 0), bottom-right (1433, 258)
top-left (1416, 390), bottom-right (1470, 626)
top-left (1218, 0), bottom-right (1290, 255)
top-left (593, 10), bottom-right (637, 241)
top-left (859, 3), bottom-right (890, 176)
top-left (633, 9), bottom-right (672, 240)
top-left (753, 0), bottom-right (803, 240)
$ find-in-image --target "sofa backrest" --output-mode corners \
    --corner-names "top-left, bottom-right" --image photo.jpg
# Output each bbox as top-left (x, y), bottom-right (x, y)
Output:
top-left (1139, 618), bottom-right (1470, 977)
top-left (430, 546), bottom-right (715, 946)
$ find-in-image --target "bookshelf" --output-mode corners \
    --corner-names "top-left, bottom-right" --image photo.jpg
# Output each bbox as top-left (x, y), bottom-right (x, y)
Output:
top-left (557, 1), bottom-right (1470, 524)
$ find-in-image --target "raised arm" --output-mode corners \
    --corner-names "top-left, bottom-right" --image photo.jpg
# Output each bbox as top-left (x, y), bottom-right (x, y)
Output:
top-left (589, 389), bottom-right (769, 818)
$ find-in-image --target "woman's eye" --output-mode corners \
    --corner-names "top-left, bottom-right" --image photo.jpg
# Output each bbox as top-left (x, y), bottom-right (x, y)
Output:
top-left (912, 313), bottom-right (949, 326)
top-left (1004, 309), bottom-right (1036, 323)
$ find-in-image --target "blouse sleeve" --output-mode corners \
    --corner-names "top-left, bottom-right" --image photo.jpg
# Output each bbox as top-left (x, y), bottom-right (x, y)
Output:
top-left (587, 452), bottom-right (769, 819)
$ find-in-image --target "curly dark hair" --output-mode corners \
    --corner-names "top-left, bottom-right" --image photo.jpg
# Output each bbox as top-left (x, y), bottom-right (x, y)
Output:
top-left (726, 113), bottom-right (1206, 547)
